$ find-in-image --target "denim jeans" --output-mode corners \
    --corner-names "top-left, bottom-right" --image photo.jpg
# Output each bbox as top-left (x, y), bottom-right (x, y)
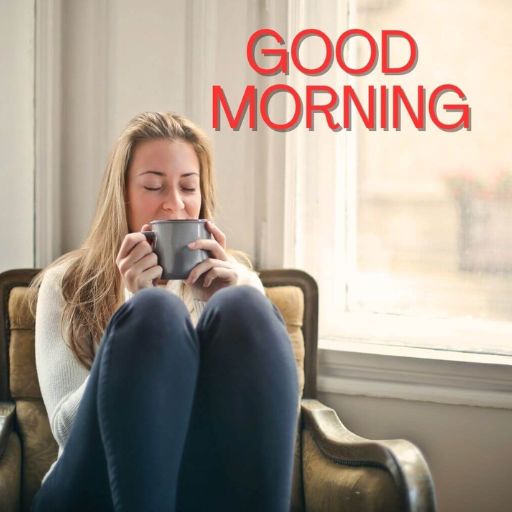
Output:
top-left (31, 286), bottom-right (299, 512)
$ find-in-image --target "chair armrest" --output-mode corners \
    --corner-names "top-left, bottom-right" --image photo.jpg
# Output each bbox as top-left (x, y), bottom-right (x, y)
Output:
top-left (0, 402), bottom-right (15, 458)
top-left (301, 399), bottom-right (436, 512)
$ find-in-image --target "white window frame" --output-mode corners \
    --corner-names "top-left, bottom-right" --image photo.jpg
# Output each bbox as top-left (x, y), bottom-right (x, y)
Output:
top-left (257, 0), bottom-right (512, 410)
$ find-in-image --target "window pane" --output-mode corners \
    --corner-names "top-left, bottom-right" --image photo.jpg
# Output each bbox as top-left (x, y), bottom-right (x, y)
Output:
top-left (350, 0), bottom-right (512, 335)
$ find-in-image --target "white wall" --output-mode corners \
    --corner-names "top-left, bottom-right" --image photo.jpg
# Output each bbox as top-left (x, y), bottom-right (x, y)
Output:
top-left (59, 0), bottom-right (189, 251)
top-left (0, 0), bottom-right (34, 272)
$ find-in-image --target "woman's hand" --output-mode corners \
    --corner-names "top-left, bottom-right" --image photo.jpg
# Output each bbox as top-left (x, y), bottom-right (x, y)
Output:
top-left (116, 224), bottom-right (163, 293)
top-left (185, 220), bottom-right (241, 301)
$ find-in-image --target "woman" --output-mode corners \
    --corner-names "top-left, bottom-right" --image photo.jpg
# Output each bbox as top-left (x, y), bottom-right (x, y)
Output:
top-left (30, 112), bottom-right (298, 512)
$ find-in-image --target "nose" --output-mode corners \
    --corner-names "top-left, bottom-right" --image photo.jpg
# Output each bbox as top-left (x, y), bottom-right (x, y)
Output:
top-left (162, 188), bottom-right (185, 216)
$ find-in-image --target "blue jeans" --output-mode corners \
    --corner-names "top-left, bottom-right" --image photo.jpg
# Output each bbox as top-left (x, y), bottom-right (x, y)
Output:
top-left (31, 286), bottom-right (299, 512)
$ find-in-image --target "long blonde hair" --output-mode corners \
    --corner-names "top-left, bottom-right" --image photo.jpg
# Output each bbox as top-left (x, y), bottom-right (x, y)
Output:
top-left (30, 112), bottom-right (216, 370)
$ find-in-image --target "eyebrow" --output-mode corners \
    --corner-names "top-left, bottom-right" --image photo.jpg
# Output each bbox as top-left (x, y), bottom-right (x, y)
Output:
top-left (138, 170), bottom-right (199, 177)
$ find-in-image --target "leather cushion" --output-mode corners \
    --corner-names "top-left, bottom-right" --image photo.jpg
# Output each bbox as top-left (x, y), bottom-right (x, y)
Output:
top-left (0, 430), bottom-right (21, 512)
top-left (8, 287), bottom-right (36, 330)
top-left (15, 400), bottom-right (58, 512)
top-left (290, 417), bottom-right (305, 512)
top-left (10, 329), bottom-right (40, 400)
top-left (8, 287), bottom-right (41, 400)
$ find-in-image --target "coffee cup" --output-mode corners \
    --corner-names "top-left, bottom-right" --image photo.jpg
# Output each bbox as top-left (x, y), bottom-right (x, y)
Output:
top-left (142, 219), bottom-right (211, 280)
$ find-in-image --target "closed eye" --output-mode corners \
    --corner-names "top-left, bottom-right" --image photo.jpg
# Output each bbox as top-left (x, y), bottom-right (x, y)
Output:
top-left (144, 186), bottom-right (162, 191)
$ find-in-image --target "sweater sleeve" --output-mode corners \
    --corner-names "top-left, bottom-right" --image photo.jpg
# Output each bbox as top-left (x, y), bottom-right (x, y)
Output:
top-left (233, 260), bottom-right (266, 295)
top-left (35, 263), bottom-right (90, 449)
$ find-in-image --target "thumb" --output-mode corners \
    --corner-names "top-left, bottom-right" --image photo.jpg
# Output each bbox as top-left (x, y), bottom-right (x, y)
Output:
top-left (141, 223), bottom-right (152, 232)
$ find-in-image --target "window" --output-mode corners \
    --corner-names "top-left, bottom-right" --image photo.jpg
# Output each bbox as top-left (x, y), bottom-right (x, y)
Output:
top-left (283, 0), bottom-right (512, 355)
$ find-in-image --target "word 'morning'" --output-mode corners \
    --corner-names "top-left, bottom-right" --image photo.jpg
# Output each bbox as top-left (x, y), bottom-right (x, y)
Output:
top-left (212, 84), bottom-right (470, 132)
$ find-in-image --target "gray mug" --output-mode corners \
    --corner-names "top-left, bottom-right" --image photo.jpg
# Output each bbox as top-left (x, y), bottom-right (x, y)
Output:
top-left (142, 219), bottom-right (211, 280)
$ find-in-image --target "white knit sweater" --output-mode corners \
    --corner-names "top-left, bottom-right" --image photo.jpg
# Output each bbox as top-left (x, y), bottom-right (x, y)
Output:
top-left (35, 260), bottom-right (265, 484)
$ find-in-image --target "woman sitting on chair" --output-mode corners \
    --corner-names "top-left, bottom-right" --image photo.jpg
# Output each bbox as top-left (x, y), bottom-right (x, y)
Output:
top-left (30, 112), bottom-right (298, 512)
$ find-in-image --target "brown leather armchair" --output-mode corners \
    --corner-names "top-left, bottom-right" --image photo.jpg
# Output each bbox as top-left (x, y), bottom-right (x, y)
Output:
top-left (0, 268), bottom-right (436, 512)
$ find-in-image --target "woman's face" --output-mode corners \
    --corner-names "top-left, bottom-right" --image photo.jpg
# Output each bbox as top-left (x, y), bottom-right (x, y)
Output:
top-left (126, 138), bottom-right (202, 231)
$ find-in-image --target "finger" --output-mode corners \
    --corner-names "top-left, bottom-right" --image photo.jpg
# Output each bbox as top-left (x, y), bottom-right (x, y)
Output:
top-left (117, 232), bottom-right (147, 264)
top-left (119, 239), bottom-right (153, 270)
top-left (205, 220), bottom-right (226, 248)
top-left (203, 267), bottom-right (237, 288)
top-left (188, 238), bottom-right (227, 260)
top-left (186, 258), bottom-right (232, 285)
top-left (186, 258), bottom-right (231, 285)
top-left (127, 261), bottom-right (161, 290)
top-left (138, 265), bottom-right (163, 288)
top-left (118, 239), bottom-right (154, 273)
top-left (140, 224), bottom-right (156, 249)
top-left (131, 251), bottom-right (159, 276)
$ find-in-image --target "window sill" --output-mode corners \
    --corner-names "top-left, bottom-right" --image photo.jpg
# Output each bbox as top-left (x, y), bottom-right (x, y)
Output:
top-left (324, 311), bottom-right (512, 356)
top-left (318, 338), bottom-right (512, 410)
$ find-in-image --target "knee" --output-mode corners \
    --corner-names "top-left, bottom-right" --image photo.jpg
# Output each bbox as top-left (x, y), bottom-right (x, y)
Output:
top-left (109, 288), bottom-right (192, 349)
top-left (201, 286), bottom-right (282, 340)
top-left (128, 287), bottom-right (187, 323)
top-left (198, 286), bottom-right (295, 377)
top-left (208, 285), bottom-right (270, 321)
